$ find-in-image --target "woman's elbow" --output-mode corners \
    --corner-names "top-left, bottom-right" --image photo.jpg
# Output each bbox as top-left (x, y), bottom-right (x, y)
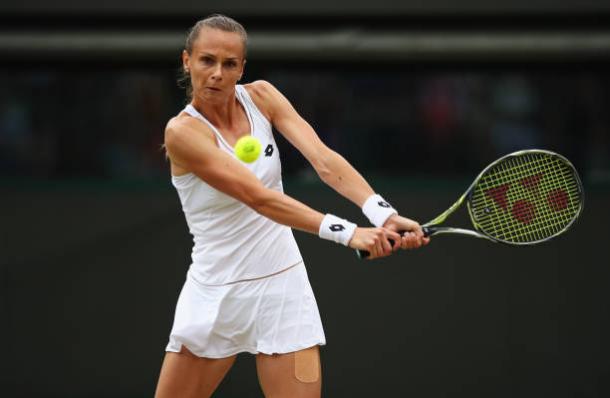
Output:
top-left (316, 165), bottom-right (333, 182)
top-left (242, 187), bottom-right (273, 212)
top-left (311, 148), bottom-right (335, 181)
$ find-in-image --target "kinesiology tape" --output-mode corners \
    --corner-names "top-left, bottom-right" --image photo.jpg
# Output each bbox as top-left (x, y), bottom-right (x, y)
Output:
top-left (294, 346), bottom-right (320, 383)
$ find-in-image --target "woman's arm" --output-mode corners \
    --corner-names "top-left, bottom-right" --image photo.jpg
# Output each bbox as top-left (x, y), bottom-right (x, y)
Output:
top-left (246, 80), bottom-right (429, 248)
top-left (164, 114), bottom-right (401, 258)
top-left (246, 80), bottom-right (375, 207)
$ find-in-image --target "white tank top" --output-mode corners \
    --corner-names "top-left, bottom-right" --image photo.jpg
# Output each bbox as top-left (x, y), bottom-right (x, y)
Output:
top-left (172, 85), bottom-right (303, 285)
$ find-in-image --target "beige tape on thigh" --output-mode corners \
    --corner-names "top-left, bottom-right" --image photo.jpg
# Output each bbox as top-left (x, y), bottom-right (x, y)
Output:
top-left (294, 346), bottom-right (320, 383)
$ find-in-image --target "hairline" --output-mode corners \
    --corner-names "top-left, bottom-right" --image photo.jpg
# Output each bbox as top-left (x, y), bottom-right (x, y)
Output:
top-left (189, 27), bottom-right (247, 59)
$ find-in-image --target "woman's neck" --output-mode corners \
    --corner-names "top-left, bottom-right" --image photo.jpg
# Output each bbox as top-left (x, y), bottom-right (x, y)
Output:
top-left (192, 91), bottom-right (239, 130)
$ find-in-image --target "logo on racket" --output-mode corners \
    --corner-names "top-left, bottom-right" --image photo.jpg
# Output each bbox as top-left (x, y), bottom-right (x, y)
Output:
top-left (484, 172), bottom-right (570, 225)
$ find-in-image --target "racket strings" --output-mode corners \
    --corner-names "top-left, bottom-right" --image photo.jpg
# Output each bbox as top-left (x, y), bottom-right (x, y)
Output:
top-left (491, 155), bottom-right (579, 241)
top-left (505, 155), bottom-right (575, 239)
top-left (496, 155), bottom-right (579, 241)
top-left (469, 152), bottom-right (582, 243)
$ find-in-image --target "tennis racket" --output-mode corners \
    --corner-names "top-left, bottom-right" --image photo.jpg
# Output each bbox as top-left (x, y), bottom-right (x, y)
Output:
top-left (357, 149), bottom-right (584, 259)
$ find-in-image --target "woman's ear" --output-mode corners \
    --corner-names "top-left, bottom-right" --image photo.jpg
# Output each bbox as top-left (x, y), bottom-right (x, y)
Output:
top-left (182, 50), bottom-right (190, 73)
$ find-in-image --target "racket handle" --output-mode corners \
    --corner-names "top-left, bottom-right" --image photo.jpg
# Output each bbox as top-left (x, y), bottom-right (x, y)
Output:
top-left (422, 226), bottom-right (433, 237)
top-left (356, 230), bottom-right (406, 260)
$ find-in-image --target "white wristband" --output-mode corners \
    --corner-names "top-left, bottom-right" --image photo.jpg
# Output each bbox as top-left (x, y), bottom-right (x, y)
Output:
top-left (318, 214), bottom-right (357, 246)
top-left (362, 194), bottom-right (397, 227)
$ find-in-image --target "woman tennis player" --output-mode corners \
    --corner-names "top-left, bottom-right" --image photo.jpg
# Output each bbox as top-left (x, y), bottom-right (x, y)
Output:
top-left (155, 14), bottom-right (429, 398)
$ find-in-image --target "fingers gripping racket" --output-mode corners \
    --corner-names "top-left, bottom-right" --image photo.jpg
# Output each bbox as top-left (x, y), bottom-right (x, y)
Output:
top-left (357, 149), bottom-right (584, 258)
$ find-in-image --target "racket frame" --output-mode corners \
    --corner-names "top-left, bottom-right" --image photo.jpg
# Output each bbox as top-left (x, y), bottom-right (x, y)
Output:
top-left (422, 149), bottom-right (584, 245)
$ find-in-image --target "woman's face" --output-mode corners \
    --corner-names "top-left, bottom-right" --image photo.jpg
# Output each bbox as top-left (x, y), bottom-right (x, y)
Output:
top-left (183, 27), bottom-right (246, 103)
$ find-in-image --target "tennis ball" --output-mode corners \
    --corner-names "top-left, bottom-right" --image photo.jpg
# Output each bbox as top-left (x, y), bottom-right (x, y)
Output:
top-left (234, 135), bottom-right (262, 163)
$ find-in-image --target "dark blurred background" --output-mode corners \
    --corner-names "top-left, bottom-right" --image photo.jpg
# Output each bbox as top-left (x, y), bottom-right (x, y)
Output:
top-left (1, 1), bottom-right (610, 397)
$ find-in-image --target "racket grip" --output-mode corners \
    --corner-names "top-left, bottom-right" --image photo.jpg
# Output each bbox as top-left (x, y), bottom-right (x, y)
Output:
top-left (356, 230), bottom-right (406, 260)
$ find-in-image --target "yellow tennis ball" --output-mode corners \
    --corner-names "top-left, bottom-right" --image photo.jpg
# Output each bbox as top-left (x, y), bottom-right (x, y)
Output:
top-left (234, 136), bottom-right (262, 163)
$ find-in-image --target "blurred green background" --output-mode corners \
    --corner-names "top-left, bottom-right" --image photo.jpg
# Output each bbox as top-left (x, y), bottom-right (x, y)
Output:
top-left (1, 1), bottom-right (610, 397)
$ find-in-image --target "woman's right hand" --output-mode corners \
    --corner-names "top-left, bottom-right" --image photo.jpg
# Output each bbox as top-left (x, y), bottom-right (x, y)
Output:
top-left (348, 227), bottom-right (402, 259)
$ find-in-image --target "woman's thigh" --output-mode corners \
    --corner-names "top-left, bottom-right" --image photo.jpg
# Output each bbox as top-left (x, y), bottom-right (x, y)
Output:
top-left (155, 345), bottom-right (236, 398)
top-left (256, 345), bottom-right (322, 398)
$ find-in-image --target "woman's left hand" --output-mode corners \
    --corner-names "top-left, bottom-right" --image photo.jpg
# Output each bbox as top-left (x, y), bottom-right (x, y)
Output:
top-left (383, 214), bottom-right (430, 249)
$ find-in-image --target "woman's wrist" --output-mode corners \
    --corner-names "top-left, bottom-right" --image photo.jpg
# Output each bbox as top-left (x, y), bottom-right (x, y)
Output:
top-left (362, 194), bottom-right (397, 227)
top-left (318, 214), bottom-right (357, 246)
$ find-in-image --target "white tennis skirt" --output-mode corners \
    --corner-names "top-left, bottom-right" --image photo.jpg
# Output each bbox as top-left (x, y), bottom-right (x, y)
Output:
top-left (165, 262), bottom-right (326, 358)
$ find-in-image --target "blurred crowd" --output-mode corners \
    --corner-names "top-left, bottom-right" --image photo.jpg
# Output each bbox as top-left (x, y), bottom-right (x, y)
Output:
top-left (1, 65), bottom-right (608, 183)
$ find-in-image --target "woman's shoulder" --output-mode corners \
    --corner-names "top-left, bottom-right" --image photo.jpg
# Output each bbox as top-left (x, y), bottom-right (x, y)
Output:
top-left (165, 112), bottom-right (192, 135)
top-left (164, 112), bottom-right (215, 148)
top-left (243, 80), bottom-right (282, 121)
top-left (243, 79), bottom-right (276, 97)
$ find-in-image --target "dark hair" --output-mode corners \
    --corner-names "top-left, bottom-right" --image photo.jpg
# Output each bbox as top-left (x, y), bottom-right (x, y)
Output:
top-left (178, 14), bottom-right (248, 99)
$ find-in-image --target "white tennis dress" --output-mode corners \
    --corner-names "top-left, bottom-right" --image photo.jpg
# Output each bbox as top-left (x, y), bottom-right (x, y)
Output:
top-left (165, 85), bottom-right (326, 358)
